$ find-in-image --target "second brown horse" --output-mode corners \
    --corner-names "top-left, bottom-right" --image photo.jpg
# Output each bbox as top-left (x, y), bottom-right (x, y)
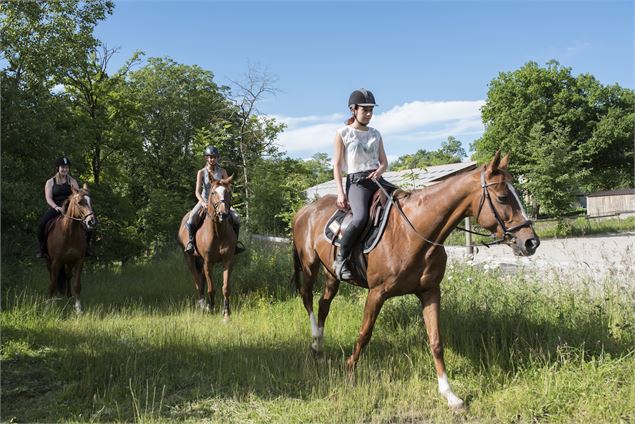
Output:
top-left (292, 152), bottom-right (540, 409)
top-left (178, 177), bottom-right (237, 320)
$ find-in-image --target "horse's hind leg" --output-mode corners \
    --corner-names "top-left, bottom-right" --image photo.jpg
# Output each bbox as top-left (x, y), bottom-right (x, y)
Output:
top-left (298, 259), bottom-right (321, 354)
top-left (416, 287), bottom-right (464, 410)
top-left (314, 270), bottom-right (340, 354)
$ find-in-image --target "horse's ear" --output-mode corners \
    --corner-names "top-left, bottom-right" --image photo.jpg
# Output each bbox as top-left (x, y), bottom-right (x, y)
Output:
top-left (71, 185), bottom-right (79, 194)
top-left (487, 150), bottom-right (502, 173)
top-left (499, 153), bottom-right (510, 170)
top-left (83, 183), bottom-right (88, 190)
top-left (224, 175), bottom-right (233, 185)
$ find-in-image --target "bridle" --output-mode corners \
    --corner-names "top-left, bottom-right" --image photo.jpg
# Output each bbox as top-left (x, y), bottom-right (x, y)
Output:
top-left (207, 185), bottom-right (231, 220)
top-left (61, 194), bottom-right (96, 229)
top-left (468, 169), bottom-right (534, 247)
top-left (372, 168), bottom-right (534, 248)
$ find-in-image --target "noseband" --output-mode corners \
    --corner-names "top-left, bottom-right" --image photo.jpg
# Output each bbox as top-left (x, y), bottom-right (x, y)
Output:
top-left (61, 207), bottom-right (95, 231)
top-left (473, 169), bottom-right (534, 246)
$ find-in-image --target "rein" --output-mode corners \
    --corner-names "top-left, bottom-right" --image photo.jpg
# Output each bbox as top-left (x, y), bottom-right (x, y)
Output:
top-left (371, 170), bottom-right (533, 249)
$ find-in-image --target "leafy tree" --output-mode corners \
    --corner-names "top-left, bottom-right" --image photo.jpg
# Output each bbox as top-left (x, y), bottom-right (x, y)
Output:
top-left (303, 152), bottom-right (333, 185)
top-left (249, 156), bottom-right (316, 236)
top-left (391, 136), bottom-right (466, 170)
top-left (472, 60), bottom-right (634, 217)
top-left (117, 57), bottom-right (235, 251)
top-left (0, 0), bottom-right (113, 257)
top-left (228, 65), bottom-right (285, 226)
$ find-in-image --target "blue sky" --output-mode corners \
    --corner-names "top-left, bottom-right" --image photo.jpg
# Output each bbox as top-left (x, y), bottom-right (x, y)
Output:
top-left (95, 1), bottom-right (634, 162)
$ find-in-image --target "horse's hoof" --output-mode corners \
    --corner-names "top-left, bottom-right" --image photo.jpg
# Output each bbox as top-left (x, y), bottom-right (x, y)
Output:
top-left (442, 390), bottom-right (465, 411)
top-left (310, 338), bottom-right (323, 355)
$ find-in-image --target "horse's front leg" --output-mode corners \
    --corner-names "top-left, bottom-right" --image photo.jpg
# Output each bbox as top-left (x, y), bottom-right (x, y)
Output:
top-left (416, 287), bottom-right (464, 410)
top-left (202, 260), bottom-right (215, 312)
top-left (220, 258), bottom-right (234, 322)
top-left (47, 260), bottom-right (61, 300)
top-left (45, 260), bottom-right (61, 312)
top-left (346, 287), bottom-right (387, 370)
top-left (70, 262), bottom-right (84, 315)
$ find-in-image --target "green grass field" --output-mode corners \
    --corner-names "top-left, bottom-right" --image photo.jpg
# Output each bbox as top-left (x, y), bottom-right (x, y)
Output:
top-left (2, 241), bottom-right (634, 423)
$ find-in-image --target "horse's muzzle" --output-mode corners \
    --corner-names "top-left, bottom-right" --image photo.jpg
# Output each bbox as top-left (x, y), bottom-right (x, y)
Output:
top-left (84, 216), bottom-right (98, 231)
top-left (511, 235), bottom-right (540, 256)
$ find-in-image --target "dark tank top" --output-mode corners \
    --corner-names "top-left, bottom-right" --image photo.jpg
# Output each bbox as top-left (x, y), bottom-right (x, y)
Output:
top-left (52, 178), bottom-right (72, 207)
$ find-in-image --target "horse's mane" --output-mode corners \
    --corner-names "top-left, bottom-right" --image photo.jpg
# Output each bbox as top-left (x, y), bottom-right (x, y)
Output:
top-left (63, 189), bottom-right (89, 217)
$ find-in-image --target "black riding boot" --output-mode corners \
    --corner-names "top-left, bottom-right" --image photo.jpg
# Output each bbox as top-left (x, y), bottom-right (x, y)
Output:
top-left (232, 221), bottom-right (245, 254)
top-left (333, 224), bottom-right (359, 280)
top-left (36, 240), bottom-right (47, 259)
top-left (184, 223), bottom-right (196, 254)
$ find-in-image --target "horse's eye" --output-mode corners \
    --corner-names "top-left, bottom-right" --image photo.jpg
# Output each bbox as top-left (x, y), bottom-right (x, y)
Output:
top-left (497, 195), bottom-right (509, 203)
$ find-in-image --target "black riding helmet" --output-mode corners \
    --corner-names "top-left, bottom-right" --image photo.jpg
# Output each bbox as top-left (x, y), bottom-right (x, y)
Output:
top-left (204, 146), bottom-right (219, 157)
top-left (348, 88), bottom-right (378, 108)
top-left (55, 156), bottom-right (71, 167)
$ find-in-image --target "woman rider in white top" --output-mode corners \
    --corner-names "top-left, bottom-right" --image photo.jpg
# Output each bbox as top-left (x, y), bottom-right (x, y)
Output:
top-left (332, 89), bottom-right (389, 280)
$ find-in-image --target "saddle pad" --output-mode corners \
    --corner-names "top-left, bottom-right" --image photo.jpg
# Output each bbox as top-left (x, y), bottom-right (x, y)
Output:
top-left (323, 196), bottom-right (394, 254)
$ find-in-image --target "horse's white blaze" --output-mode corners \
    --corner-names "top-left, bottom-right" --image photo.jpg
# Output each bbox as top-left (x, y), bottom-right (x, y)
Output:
top-left (507, 183), bottom-right (529, 220)
top-left (438, 372), bottom-right (464, 409)
top-left (215, 186), bottom-right (226, 199)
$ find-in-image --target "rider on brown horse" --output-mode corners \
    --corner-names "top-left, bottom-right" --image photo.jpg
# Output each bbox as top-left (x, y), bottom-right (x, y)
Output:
top-left (36, 156), bottom-right (93, 258)
top-left (184, 145), bottom-right (244, 255)
top-left (332, 89), bottom-right (394, 280)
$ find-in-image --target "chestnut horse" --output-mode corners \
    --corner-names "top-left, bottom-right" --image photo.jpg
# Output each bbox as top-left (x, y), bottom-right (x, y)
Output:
top-left (292, 152), bottom-right (540, 409)
top-left (46, 184), bottom-right (97, 314)
top-left (177, 177), bottom-right (237, 320)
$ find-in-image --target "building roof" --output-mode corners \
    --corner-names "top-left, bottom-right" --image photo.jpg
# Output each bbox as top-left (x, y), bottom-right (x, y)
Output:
top-left (305, 161), bottom-right (478, 200)
top-left (587, 188), bottom-right (635, 198)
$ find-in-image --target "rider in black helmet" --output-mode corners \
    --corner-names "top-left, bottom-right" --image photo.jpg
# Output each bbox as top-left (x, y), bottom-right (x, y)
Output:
top-left (332, 89), bottom-right (389, 280)
top-left (184, 145), bottom-right (245, 254)
top-left (36, 156), bottom-right (95, 258)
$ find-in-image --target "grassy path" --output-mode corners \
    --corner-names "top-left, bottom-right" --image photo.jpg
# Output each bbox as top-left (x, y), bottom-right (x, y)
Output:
top-left (2, 245), bottom-right (634, 423)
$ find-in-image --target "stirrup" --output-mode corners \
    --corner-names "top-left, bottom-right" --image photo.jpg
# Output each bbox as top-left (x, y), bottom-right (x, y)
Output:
top-left (334, 258), bottom-right (353, 280)
top-left (234, 241), bottom-right (246, 254)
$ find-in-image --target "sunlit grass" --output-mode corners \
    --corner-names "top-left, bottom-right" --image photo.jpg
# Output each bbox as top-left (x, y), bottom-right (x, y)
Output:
top-left (2, 241), bottom-right (634, 423)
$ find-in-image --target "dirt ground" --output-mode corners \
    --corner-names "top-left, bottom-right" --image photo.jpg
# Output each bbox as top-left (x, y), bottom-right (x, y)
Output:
top-left (446, 232), bottom-right (635, 286)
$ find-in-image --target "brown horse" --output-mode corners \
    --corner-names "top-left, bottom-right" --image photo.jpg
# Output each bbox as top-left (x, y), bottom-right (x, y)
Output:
top-left (178, 176), bottom-right (237, 320)
top-left (46, 184), bottom-right (97, 314)
top-left (292, 152), bottom-right (540, 409)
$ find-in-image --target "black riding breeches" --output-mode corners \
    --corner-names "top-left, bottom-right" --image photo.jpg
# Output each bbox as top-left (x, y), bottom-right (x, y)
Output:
top-left (338, 175), bottom-right (379, 257)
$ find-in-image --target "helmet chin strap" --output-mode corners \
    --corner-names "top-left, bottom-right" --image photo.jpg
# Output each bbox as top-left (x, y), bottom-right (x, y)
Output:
top-left (352, 108), bottom-right (368, 127)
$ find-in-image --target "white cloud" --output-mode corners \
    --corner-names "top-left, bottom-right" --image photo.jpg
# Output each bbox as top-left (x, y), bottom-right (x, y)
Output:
top-left (274, 100), bottom-right (485, 156)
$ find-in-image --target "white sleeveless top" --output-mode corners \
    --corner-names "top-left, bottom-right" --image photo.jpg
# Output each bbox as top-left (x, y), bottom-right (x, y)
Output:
top-left (337, 125), bottom-right (382, 174)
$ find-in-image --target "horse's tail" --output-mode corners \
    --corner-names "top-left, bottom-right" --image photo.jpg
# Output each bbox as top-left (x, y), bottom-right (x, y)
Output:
top-left (291, 240), bottom-right (302, 293)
